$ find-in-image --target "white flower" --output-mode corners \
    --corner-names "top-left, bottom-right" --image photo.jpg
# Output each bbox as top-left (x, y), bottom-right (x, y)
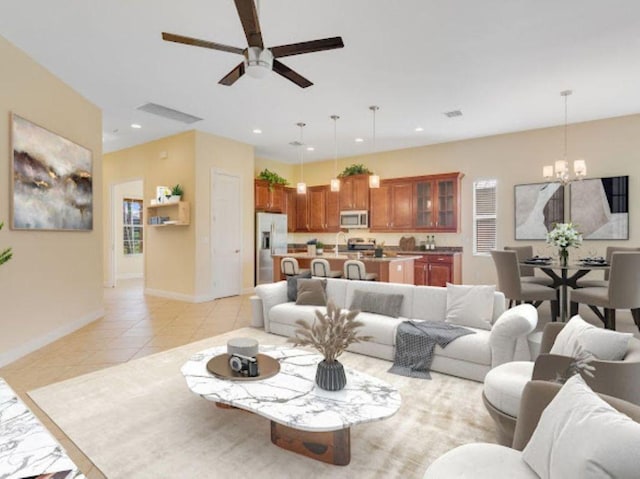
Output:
top-left (546, 223), bottom-right (583, 249)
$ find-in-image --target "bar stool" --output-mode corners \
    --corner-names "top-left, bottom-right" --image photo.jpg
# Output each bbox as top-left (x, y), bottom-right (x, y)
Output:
top-left (280, 257), bottom-right (310, 277)
top-left (310, 258), bottom-right (342, 278)
top-left (343, 260), bottom-right (377, 281)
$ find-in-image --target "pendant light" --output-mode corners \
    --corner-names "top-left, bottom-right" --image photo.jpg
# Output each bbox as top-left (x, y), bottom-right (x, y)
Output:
top-left (368, 105), bottom-right (380, 188)
top-left (542, 90), bottom-right (587, 185)
top-left (296, 122), bottom-right (307, 194)
top-left (330, 115), bottom-right (340, 192)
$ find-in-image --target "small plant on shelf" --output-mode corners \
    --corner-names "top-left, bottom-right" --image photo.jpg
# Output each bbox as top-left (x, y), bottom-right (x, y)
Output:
top-left (257, 169), bottom-right (289, 190)
top-left (338, 163), bottom-right (373, 177)
top-left (0, 221), bottom-right (12, 266)
top-left (171, 184), bottom-right (184, 198)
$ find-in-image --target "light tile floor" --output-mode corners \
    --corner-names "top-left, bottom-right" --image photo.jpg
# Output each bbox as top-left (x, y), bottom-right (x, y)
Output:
top-left (0, 279), bottom-right (252, 478)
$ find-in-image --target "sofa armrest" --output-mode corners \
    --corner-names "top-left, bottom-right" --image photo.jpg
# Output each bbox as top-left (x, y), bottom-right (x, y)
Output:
top-left (254, 281), bottom-right (289, 333)
top-left (489, 304), bottom-right (538, 368)
top-left (512, 381), bottom-right (562, 450)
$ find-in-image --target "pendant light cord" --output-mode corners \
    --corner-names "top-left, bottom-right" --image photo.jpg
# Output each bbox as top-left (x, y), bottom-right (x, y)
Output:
top-left (332, 115), bottom-right (339, 176)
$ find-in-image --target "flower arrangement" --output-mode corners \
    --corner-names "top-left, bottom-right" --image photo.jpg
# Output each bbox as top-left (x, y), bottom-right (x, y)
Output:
top-left (546, 222), bottom-right (582, 265)
top-left (289, 301), bottom-right (371, 363)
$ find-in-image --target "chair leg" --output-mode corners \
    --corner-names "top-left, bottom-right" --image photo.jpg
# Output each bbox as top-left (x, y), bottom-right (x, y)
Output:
top-left (604, 308), bottom-right (616, 330)
top-left (508, 299), bottom-right (514, 308)
top-left (631, 309), bottom-right (640, 332)
top-left (550, 299), bottom-right (559, 321)
top-left (570, 301), bottom-right (579, 317)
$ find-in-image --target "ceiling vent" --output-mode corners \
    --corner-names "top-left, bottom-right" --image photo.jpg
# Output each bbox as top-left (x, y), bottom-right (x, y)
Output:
top-left (137, 103), bottom-right (203, 124)
top-left (444, 110), bottom-right (463, 118)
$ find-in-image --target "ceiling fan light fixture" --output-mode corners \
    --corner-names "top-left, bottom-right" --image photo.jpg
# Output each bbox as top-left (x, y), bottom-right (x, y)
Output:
top-left (244, 47), bottom-right (273, 78)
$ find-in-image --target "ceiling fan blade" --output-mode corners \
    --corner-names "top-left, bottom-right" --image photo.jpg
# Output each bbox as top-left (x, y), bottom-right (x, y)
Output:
top-left (219, 62), bottom-right (245, 86)
top-left (234, 0), bottom-right (264, 48)
top-left (272, 60), bottom-right (313, 88)
top-left (162, 32), bottom-right (244, 55)
top-left (270, 37), bottom-right (344, 58)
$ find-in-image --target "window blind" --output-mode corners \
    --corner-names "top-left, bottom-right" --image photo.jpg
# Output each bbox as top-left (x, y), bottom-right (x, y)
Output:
top-left (473, 180), bottom-right (497, 255)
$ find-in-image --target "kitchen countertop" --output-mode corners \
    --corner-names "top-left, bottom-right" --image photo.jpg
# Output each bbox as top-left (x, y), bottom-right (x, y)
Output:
top-left (275, 252), bottom-right (421, 262)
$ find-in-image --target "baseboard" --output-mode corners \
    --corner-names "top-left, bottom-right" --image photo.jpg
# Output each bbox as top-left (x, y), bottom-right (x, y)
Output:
top-left (0, 308), bottom-right (104, 368)
top-left (144, 288), bottom-right (201, 303)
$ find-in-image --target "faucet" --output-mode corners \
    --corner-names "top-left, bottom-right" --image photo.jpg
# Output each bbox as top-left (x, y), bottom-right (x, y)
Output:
top-left (335, 231), bottom-right (348, 255)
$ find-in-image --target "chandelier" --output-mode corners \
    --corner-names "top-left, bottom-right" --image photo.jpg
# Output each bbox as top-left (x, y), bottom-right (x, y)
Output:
top-left (543, 90), bottom-right (587, 185)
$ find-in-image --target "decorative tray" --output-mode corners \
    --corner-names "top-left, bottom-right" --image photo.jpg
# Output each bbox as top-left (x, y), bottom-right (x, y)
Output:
top-left (523, 257), bottom-right (552, 265)
top-left (206, 353), bottom-right (280, 381)
top-left (580, 260), bottom-right (609, 266)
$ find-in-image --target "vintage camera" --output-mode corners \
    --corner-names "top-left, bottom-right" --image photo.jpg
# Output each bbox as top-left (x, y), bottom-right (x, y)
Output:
top-left (228, 353), bottom-right (259, 377)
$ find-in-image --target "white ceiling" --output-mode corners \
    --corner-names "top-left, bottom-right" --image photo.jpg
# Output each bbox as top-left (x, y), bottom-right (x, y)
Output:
top-left (2, 0), bottom-right (640, 163)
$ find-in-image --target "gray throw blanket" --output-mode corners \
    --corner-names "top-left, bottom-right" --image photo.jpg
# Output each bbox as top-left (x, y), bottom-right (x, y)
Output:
top-left (389, 320), bottom-right (475, 379)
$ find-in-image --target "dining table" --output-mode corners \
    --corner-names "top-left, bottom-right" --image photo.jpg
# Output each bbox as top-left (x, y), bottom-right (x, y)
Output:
top-left (519, 260), bottom-right (610, 322)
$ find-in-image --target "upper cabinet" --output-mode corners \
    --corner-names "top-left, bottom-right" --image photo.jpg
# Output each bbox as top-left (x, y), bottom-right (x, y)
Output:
top-left (414, 173), bottom-right (462, 232)
top-left (339, 174), bottom-right (369, 210)
top-left (298, 185), bottom-right (340, 233)
top-left (255, 180), bottom-right (285, 213)
top-left (370, 180), bottom-right (413, 230)
top-left (284, 187), bottom-right (297, 232)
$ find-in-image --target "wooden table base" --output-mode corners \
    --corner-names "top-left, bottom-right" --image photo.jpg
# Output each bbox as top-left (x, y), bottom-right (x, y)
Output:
top-left (270, 421), bottom-right (351, 466)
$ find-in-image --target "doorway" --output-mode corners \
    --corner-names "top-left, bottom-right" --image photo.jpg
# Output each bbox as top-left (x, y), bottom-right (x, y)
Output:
top-left (211, 169), bottom-right (242, 298)
top-left (108, 179), bottom-right (144, 288)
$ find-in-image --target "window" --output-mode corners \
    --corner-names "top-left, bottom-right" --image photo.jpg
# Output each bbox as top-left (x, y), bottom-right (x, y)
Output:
top-left (473, 180), bottom-right (497, 255)
top-left (123, 198), bottom-right (143, 255)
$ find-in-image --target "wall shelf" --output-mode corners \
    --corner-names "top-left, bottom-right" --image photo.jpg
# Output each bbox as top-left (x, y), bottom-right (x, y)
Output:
top-left (146, 201), bottom-right (190, 226)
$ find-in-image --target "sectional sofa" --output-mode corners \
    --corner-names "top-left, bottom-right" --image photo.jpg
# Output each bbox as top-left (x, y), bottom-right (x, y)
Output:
top-left (253, 278), bottom-right (538, 382)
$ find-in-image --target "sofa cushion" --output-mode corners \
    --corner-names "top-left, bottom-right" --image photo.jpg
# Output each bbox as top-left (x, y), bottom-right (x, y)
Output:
top-left (522, 374), bottom-right (640, 479)
top-left (550, 315), bottom-right (631, 360)
top-left (429, 325), bottom-right (492, 366)
top-left (350, 290), bottom-right (404, 318)
top-left (325, 278), bottom-right (349, 309)
top-left (295, 278), bottom-right (327, 306)
top-left (483, 361), bottom-right (535, 417)
top-left (349, 312), bottom-right (406, 347)
top-left (411, 286), bottom-right (448, 322)
top-left (445, 283), bottom-right (495, 330)
top-left (286, 271), bottom-right (312, 301)
top-left (269, 303), bottom-right (323, 327)
top-left (345, 281), bottom-right (415, 318)
top-left (423, 443), bottom-right (538, 479)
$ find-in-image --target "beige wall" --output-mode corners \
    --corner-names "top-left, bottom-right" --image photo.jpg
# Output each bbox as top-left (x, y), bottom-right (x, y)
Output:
top-left (114, 180), bottom-right (144, 280)
top-left (195, 131), bottom-right (255, 296)
top-left (103, 132), bottom-right (197, 298)
top-left (0, 35), bottom-right (103, 365)
top-left (280, 114), bottom-right (640, 284)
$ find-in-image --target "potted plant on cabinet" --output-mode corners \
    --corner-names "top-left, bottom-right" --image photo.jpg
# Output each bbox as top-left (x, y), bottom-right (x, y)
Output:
top-left (338, 163), bottom-right (374, 177)
top-left (316, 241), bottom-right (324, 255)
top-left (168, 184), bottom-right (184, 203)
top-left (289, 301), bottom-right (371, 391)
top-left (257, 169), bottom-right (289, 191)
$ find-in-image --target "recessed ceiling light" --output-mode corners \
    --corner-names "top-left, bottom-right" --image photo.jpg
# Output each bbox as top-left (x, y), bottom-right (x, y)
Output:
top-left (131, 123), bottom-right (142, 129)
top-left (306, 146), bottom-right (314, 151)
top-left (355, 138), bottom-right (364, 143)
top-left (415, 127), bottom-right (424, 132)
top-left (252, 128), bottom-right (262, 134)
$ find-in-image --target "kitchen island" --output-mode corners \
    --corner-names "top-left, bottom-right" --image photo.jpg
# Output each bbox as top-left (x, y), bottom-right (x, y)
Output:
top-left (272, 253), bottom-right (419, 284)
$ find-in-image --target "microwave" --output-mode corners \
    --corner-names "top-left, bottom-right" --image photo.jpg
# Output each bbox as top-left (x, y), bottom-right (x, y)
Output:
top-left (340, 210), bottom-right (369, 229)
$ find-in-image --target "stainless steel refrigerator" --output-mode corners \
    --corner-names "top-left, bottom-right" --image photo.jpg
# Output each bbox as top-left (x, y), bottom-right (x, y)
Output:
top-left (256, 212), bottom-right (288, 285)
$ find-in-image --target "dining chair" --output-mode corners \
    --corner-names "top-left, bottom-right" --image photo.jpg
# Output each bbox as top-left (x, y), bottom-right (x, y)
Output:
top-left (576, 246), bottom-right (640, 288)
top-left (504, 245), bottom-right (554, 287)
top-left (490, 250), bottom-right (558, 319)
top-left (343, 260), bottom-right (377, 281)
top-left (310, 258), bottom-right (342, 278)
top-left (280, 257), bottom-right (310, 277)
top-left (570, 252), bottom-right (640, 330)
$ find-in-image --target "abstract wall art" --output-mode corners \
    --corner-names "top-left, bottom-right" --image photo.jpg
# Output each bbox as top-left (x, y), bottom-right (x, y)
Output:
top-left (514, 182), bottom-right (564, 240)
top-left (11, 114), bottom-right (93, 231)
top-left (570, 176), bottom-right (629, 240)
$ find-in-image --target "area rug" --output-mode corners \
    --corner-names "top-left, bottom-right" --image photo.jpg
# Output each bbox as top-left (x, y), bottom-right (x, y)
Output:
top-left (29, 328), bottom-right (495, 479)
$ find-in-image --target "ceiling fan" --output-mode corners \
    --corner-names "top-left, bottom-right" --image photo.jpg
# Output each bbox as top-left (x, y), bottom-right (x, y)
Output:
top-left (162, 0), bottom-right (344, 88)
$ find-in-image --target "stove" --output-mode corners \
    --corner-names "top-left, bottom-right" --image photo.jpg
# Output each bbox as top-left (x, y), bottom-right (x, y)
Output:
top-left (347, 237), bottom-right (377, 251)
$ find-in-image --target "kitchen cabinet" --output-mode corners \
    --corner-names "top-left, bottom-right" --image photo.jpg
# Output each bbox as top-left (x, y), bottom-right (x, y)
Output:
top-left (412, 253), bottom-right (461, 287)
top-left (370, 180), bottom-right (414, 231)
top-left (284, 187), bottom-right (297, 232)
top-left (414, 173), bottom-right (462, 232)
top-left (301, 185), bottom-right (341, 232)
top-left (295, 191), bottom-right (309, 232)
top-left (326, 188), bottom-right (341, 231)
top-left (255, 180), bottom-right (285, 212)
top-left (339, 174), bottom-right (369, 210)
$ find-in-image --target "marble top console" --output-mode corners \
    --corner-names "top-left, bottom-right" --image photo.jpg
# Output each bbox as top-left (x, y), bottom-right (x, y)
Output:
top-left (181, 346), bottom-right (401, 433)
top-left (0, 378), bottom-right (85, 479)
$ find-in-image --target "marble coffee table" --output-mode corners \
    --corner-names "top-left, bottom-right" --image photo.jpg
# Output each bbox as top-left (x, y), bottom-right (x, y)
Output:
top-left (181, 345), bottom-right (401, 465)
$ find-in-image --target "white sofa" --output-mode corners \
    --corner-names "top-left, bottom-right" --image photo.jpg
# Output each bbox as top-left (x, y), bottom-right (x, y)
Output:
top-left (253, 278), bottom-right (537, 382)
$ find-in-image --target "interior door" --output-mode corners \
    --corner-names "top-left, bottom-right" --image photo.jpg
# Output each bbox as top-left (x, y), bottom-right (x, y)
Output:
top-left (212, 170), bottom-right (242, 298)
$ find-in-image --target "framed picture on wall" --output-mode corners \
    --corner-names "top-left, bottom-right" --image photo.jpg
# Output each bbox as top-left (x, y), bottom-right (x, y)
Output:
top-left (11, 113), bottom-right (93, 231)
top-left (570, 175), bottom-right (629, 240)
top-left (514, 182), bottom-right (564, 240)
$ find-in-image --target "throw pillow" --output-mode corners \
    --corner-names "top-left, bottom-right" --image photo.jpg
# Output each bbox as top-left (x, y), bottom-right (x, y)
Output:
top-left (295, 278), bottom-right (327, 306)
top-left (522, 374), bottom-right (640, 479)
top-left (444, 284), bottom-right (495, 330)
top-left (350, 290), bottom-right (404, 318)
top-left (286, 271), bottom-right (312, 302)
top-left (550, 315), bottom-right (631, 360)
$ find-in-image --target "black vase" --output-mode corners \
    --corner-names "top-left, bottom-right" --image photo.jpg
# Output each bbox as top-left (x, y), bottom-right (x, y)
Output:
top-left (315, 360), bottom-right (347, 391)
